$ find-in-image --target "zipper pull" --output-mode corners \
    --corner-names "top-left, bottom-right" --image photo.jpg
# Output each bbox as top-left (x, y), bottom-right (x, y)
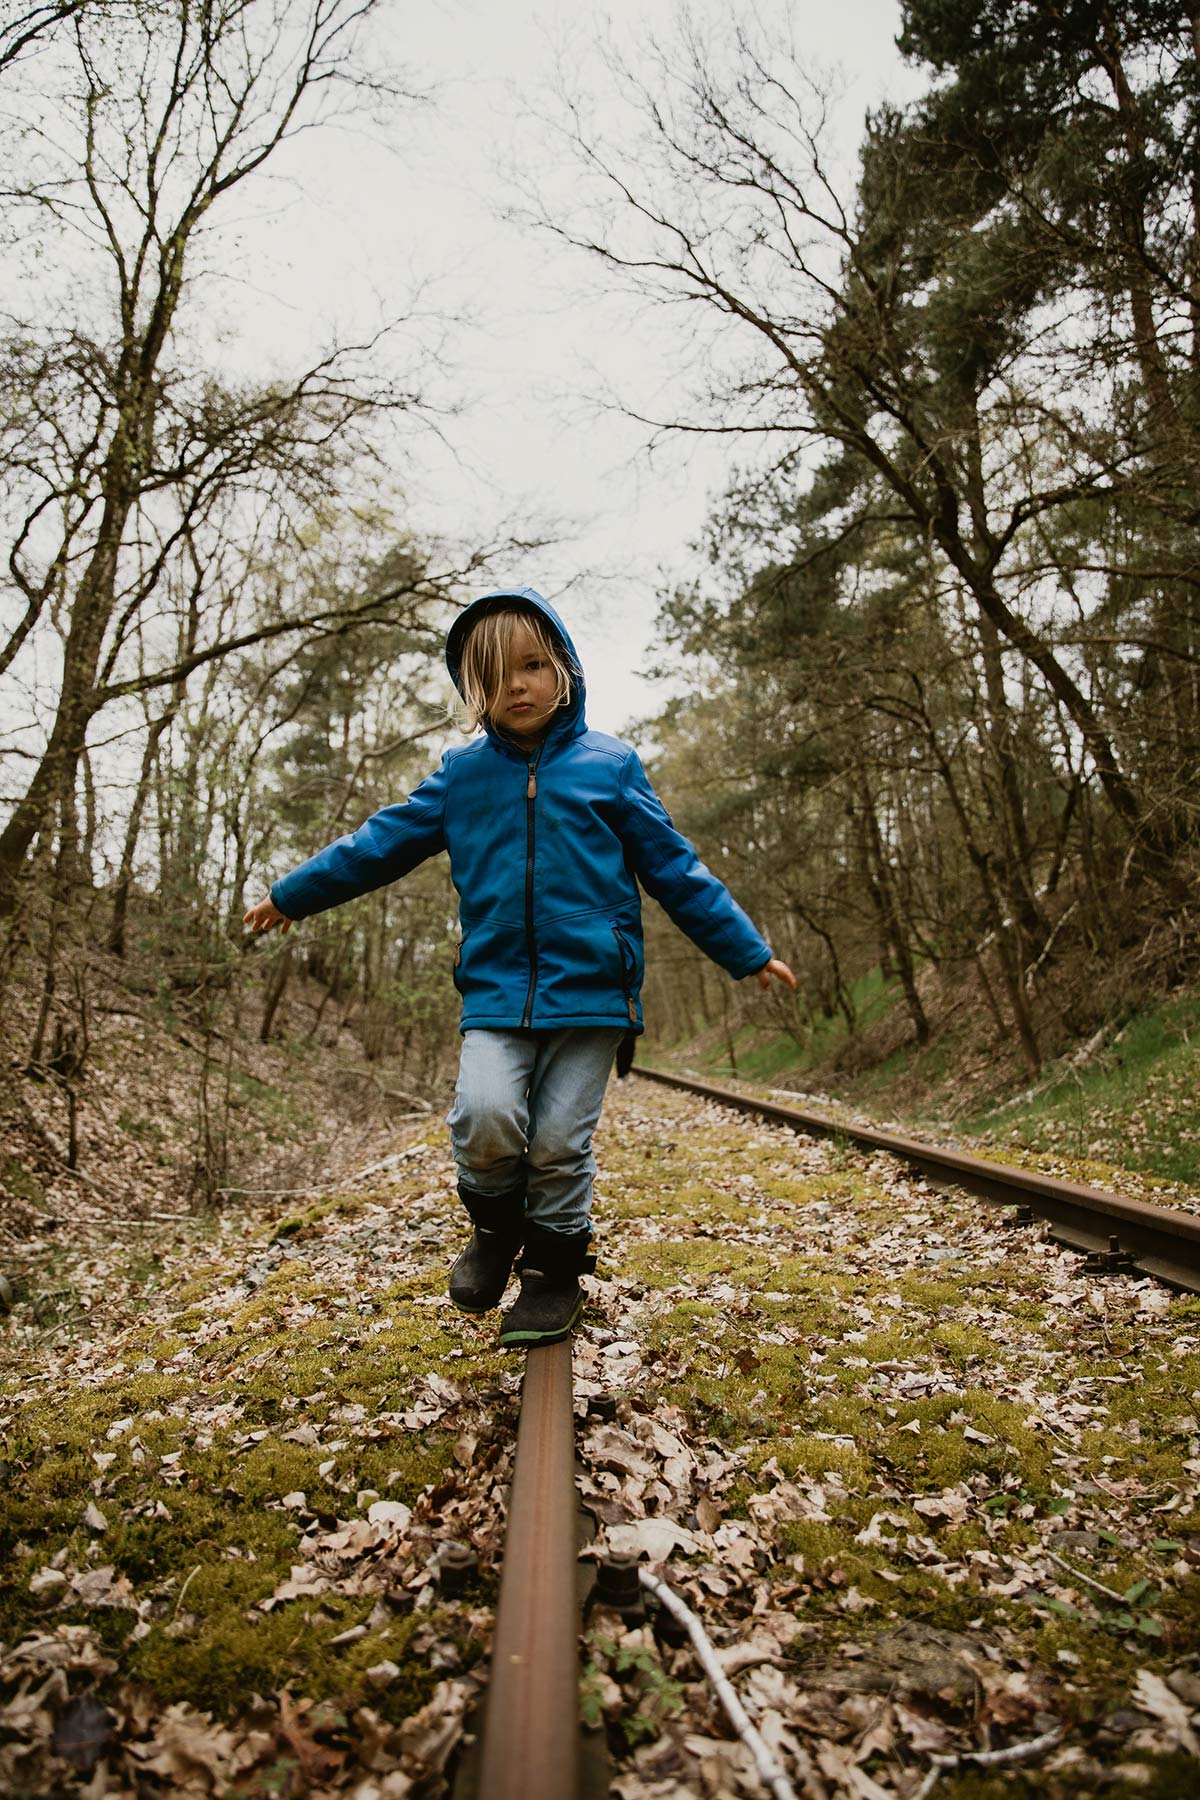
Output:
top-left (527, 766), bottom-right (537, 799)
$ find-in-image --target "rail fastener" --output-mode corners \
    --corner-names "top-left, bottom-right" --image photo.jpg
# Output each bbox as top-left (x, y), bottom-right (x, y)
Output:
top-left (437, 1541), bottom-right (479, 1597)
top-left (591, 1550), bottom-right (646, 1626)
top-left (1082, 1234), bottom-right (1137, 1276)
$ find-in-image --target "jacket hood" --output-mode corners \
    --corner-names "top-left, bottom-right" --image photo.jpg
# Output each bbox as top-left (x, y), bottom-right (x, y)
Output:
top-left (445, 587), bottom-right (587, 747)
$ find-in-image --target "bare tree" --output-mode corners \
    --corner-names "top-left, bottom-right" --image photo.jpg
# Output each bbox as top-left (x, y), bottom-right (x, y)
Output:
top-left (0, 0), bottom-right (424, 906)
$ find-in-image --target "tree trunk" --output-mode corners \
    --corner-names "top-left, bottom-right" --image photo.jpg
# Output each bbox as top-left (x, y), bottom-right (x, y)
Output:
top-left (0, 484), bottom-right (131, 908)
top-left (109, 701), bottom-right (181, 957)
top-left (856, 779), bottom-right (930, 1046)
top-left (260, 943), bottom-right (293, 1044)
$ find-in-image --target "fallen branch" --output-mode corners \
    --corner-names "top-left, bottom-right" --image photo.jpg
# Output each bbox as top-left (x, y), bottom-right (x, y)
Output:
top-left (639, 1568), bottom-right (797, 1800)
top-left (911, 1725), bottom-right (1065, 1799)
top-left (215, 1145), bottom-right (427, 1201)
top-left (341, 1067), bottom-right (435, 1111)
top-left (1042, 1548), bottom-right (1127, 1604)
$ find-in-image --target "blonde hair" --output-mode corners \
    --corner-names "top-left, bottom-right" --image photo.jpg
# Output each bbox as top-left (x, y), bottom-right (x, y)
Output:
top-left (457, 607), bottom-right (573, 733)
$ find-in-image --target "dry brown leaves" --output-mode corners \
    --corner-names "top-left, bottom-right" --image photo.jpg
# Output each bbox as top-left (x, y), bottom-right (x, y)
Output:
top-left (3, 1079), bottom-right (1200, 1797)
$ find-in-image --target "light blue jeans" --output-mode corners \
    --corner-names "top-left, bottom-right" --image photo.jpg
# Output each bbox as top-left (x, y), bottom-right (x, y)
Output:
top-left (447, 1028), bottom-right (625, 1235)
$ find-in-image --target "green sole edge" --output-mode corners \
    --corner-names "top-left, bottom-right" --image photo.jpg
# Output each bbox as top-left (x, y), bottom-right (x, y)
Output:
top-left (498, 1305), bottom-right (585, 1347)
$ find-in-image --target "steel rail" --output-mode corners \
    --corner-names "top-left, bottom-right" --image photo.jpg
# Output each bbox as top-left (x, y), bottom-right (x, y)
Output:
top-left (634, 1064), bottom-right (1200, 1294)
top-left (475, 1337), bottom-right (582, 1800)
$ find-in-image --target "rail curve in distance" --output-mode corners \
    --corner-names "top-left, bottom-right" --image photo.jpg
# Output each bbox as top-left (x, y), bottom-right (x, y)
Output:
top-left (633, 1065), bottom-right (1200, 1296)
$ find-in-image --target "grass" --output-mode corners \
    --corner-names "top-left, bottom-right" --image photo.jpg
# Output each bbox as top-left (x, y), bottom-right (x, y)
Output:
top-left (645, 963), bottom-right (907, 1085)
top-left (966, 994), bottom-right (1200, 1187)
top-left (645, 967), bottom-right (1200, 1196)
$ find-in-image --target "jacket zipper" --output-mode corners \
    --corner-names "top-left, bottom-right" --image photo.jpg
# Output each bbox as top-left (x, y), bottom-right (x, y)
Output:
top-left (520, 750), bottom-right (543, 1027)
top-left (612, 925), bottom-right (638, 1025)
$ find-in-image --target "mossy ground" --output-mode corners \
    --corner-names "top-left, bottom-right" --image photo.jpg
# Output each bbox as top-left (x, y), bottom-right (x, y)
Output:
top-left (4, 1075), bottom-right (1199, 1795)
top-left (589, 1080), bottom-right (1200, 1793)
top-left (1, 1131), bottom-right (510, 1780)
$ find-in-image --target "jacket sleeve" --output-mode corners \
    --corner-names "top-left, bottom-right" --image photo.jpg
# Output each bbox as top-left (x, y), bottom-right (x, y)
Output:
top-left (617, 751), bottom-right (772, 979)
top-left (269, 755), bottom-right (450, 922)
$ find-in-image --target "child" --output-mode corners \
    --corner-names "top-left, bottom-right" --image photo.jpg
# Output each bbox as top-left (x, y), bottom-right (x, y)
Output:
top-left (244, 588), bottom-right (795, 1346)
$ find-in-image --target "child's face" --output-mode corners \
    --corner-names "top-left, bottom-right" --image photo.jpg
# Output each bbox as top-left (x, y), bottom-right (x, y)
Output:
top-left (496, 623), bottom-right (560, 739)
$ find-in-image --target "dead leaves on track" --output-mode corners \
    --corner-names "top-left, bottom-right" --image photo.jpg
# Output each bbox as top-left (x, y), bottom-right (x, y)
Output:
top-left (580, 1084), bottom-right (1200, 1797)
top-left (1, 1079), bottom-right (1199, 1796)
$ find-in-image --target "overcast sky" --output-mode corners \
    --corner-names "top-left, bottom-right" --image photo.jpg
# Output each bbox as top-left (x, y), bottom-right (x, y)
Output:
top-left (222, 0), bottom-right (922, 734)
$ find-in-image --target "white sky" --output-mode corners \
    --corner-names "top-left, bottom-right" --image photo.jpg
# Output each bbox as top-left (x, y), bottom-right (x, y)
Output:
top-left (208, 0), bottom-right (922, 735)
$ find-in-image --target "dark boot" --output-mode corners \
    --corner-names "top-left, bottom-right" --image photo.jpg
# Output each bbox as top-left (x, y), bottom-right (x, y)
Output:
top-left (449, 1180), bottom-right (526, 1314)
top-left (498, 1224), bottom-right (595, 1348)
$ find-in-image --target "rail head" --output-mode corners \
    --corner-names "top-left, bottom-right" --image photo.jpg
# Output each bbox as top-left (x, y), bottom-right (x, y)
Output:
top-left (473, 1338), bottom-right (582, 1800)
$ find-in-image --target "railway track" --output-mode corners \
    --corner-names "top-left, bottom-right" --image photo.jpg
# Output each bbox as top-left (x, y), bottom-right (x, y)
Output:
top-left (462, 1062), bottom-right (1200, 1798)
top-left (634, 1063), bottom-right (1200, 1295)
top-left (455, 1338), bottom-right (608, 1800)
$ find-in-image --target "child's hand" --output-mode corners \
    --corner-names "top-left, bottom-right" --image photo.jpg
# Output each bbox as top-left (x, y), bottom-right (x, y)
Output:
top-left (243, 896), bottom-right (291, 936)
top-left (756, 957), bottom-right (796, 991)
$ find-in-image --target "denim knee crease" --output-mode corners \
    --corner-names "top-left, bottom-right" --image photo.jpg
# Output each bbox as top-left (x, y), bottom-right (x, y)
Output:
top-left (447, 1027), bottom-right (624, 1236)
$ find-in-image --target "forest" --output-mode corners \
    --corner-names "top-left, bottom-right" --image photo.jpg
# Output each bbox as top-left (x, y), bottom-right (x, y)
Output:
top-left (1, 0), bottom-right (1198, 1217)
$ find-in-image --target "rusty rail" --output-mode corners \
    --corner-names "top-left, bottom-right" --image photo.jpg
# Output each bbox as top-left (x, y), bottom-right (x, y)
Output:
top-left (475, 1337), bottom-right (582, 1800)
top-left (635, 1064), bottom-right (1200, 1294)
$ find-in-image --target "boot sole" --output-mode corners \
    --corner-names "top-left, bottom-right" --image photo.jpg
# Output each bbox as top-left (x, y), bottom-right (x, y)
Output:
top-left (451, 1298), bottom-right (495, 1315)
top-left (498, 1295), bottom-right (584, 1348)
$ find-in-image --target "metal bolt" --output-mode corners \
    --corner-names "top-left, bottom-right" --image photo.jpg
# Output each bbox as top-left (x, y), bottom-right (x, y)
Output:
top-left (1083, 1234), bottom-right (1135, 1276)
top-left (594, 1551), bottom-right (645, 1622)
top-left (438, 1541), bottom-right (478, 1596)
top-left (588, 1394), bottom-right (617, 1422)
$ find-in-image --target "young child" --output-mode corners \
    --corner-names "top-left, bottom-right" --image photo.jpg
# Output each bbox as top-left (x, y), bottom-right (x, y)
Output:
top-left (244, 587), bottom-right (795, 1346)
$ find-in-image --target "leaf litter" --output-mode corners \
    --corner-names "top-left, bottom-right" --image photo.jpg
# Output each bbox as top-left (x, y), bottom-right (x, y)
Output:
top-left (0, 1080), bottom-right (1197, 1795)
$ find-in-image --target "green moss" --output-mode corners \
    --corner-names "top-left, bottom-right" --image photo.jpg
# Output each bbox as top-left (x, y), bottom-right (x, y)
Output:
top-left (894, 1274), bottom-right (978, 1309)
top-left (623, 1240), bottom-right (846, 1308)
top-left (757, 1436), bottom-right (869, 1486)
top-left (0, 1153), bottom-right (44, 1207)
top-left (930, 1754), bottom-right (1200, 1799)
top-left (0, 1188), bottom-right (503, 1732)
top-left (130, 1597), bottom-right (448, 1723)
top-left (930, 1323), bottom-right (996, 1366)
top-left (271, 1191), bottom-right (372, 1242)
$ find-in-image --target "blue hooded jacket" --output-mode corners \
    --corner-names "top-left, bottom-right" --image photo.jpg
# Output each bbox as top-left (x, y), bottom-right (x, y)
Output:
top-left (270, 588), bottom-right (772, 1033)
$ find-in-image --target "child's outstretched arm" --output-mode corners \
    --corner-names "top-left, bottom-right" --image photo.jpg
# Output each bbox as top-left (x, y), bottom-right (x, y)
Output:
top-left (617, 750), bottom-right (795, 988)
top-left (252, 756), bottom-right (450, 930)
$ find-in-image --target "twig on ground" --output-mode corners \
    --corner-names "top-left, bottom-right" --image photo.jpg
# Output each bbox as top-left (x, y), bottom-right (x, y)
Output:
top-left (639, 1568), bottom-right (797, 1800)
top-left (911, 1725), bottom-right (1066, 1799)
top-left (1043, 1549), bottom-right (1127, 1603)
top-left (174, 1564), bottom-right (203, 1618)
top-left (216, 1144), bottom-right (431, 1200)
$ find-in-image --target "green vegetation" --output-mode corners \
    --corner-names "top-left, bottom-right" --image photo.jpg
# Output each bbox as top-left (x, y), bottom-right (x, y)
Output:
top-left (644, 977), bottom-right (1200, 1209)
top-left (644, 963), bottom-right (907, 1087)
top-left (0, 1189), bottom-right (504, 1731)
top-left (968, 995), bottom-right (1200, 1188)
top-left (581, 1631), bottom-right (683, 1747)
